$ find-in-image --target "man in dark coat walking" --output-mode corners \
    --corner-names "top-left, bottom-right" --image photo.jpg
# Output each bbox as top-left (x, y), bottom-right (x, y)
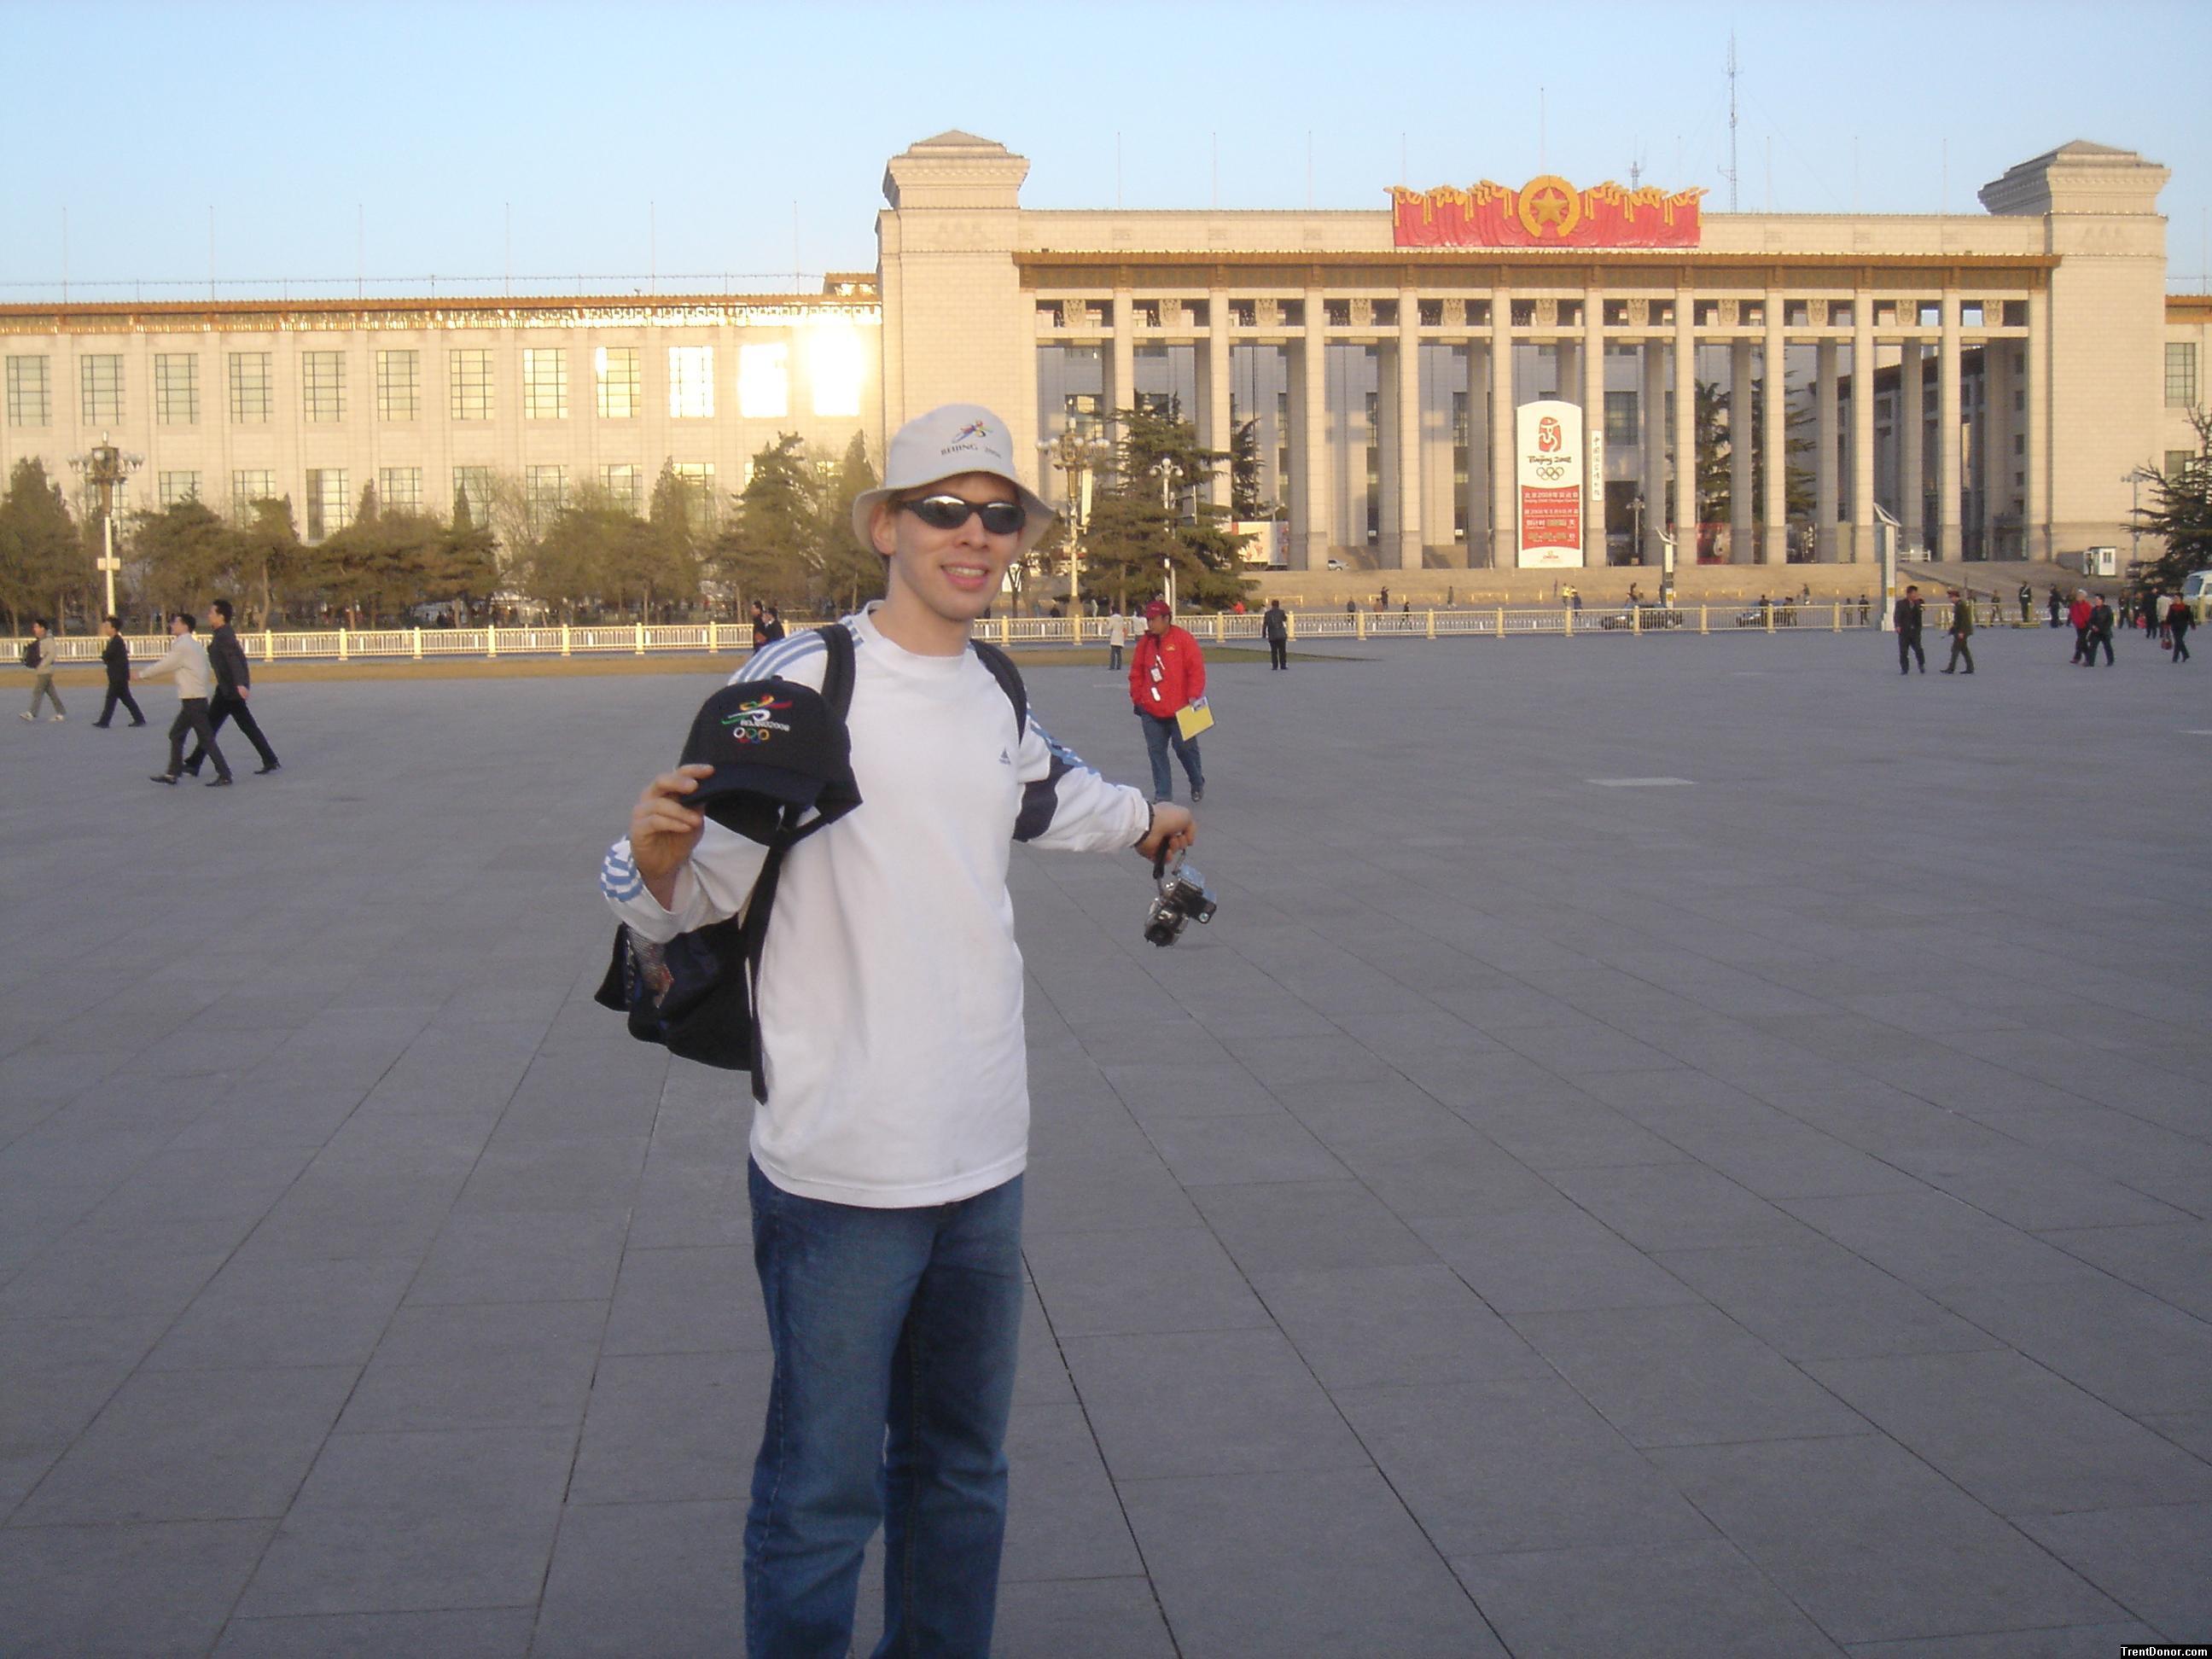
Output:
top-left (1261, 598), bottom-right (1289, 670)
top-left (1941, 588), bottom-right (1976, 674)
top-left (1894, 585), bottom-right (1926, 674)
top-left (90, 615), bottom-right (145, 727)
top-left (183, 598), bottom-right (280, 776)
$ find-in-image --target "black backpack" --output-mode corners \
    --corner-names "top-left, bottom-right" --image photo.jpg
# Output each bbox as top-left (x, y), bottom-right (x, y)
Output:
top-left (596, 624), bottom-right (1026, 1103)
top-left (20, 640), bottom-right (37, 668)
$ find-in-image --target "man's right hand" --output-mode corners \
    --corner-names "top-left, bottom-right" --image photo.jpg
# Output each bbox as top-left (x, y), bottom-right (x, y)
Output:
top-left (629, 763), bottom-right (715, 907)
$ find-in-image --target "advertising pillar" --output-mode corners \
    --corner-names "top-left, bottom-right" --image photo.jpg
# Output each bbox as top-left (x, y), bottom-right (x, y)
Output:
top-left (1515, 399), bottom-right (1586, 568)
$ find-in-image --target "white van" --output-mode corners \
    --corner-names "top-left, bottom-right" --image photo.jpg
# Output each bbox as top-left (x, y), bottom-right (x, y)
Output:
top-left (2182, 568), bottom-right (2212, 620)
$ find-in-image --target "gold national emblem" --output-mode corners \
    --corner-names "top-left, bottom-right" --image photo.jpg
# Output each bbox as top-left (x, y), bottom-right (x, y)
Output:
top-left (1516, 175), bottom-right (1583, 241)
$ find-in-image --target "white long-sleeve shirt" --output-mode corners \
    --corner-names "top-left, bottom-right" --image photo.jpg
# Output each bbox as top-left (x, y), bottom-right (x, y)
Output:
top-left (601, 605), bottom-right (1150, 1208)
top-left (137, 632), bottom-right (214, 699)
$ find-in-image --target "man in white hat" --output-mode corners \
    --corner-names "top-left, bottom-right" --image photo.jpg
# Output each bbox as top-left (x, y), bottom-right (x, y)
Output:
top-left (602, 404), bottom-right (1194, 1656)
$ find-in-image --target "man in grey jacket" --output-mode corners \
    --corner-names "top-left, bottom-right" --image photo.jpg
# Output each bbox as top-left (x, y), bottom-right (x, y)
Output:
top-left (20, 620), bottom-right (65, 721)
top-left (134, 613), bottom-right (231, 786)
top-left (183, 598), bottom-right (279, 776)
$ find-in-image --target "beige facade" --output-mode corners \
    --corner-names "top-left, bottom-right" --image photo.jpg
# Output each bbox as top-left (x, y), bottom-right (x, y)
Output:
top-left (3, 132), bottom-right (2197, 579)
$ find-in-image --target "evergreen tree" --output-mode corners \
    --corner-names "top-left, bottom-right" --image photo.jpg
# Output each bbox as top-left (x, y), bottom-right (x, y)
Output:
top-left (2132, 407), bottom-right (2212, 590)
top-left (1230, 417), bottom-right (1271, 519)
top-left (1085, 405), bottom-right (1254, 609)
top-left (712, 434), bottom-right (818, 607)
top-left (128, 497), bottom-right (234, 620)
top-left (815, 430), bottom-right (885, 612)
top-left (233, 497), bottom-right (305, 626)
top-left (0, 460), bottom-right (84, 632)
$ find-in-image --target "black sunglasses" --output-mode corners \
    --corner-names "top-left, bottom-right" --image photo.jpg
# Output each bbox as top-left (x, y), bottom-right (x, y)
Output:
top-left (901, 494), bottom-right (1025, 536)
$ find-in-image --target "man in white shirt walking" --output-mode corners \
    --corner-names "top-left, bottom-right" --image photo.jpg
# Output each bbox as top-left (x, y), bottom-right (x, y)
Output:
top-left (602, 405), bottom-right (1192, 1657)
top-left (134, 613), bottom-right (231, 786)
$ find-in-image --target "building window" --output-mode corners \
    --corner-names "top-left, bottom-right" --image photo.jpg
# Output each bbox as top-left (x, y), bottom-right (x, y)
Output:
top-left (595, 346), bottom-right (641, 418)
top-left (806, 327), bottom-right (864, 418)
top-left (1278, 300), bottom-right (1304, 328)
top-left (305, 468), bottom-right (351, 540)
top-left (378, 467), bottom-right (422, 512)
top-left (1324, 300), bottom-right (1351, 328)
top-left (2169, 450), bottom-right (2198, 479)
top-left (229, 352), bottom-right (272, 423)
top-left (1917, 301), bottom-right (1941, 327)
top-left (154, 354), bottom-right (199, 426)
top-left (1605, 390), bottom-right (1638, 446)
top-left (450, 348), bottom-right (494, 421)
top-left (2003, 300), bottom-right (2028, 328)
top-left (668, 345), bottom-right (714, 418)
top-left (2013, 434), bottom-right (2024, 456)
top-left (2166, 342), bottom-right (2198, 408)
top-left (1827, 302), bottom-right (1853, 327)
top-left (1418, 300), bottom-right (1443, 327)
top-left (376, 350), bottom-right (420, 421)
top-left (454, 465), bottom-right (494, 526)
top-left (672, 462), bottom-right (717, 534)
top-left (1960, 301), bottom-right (1983, 327)
top-left (302, 351), bottom-right (346, 422)
top-left (738, 342), bottom-right (789, 418)
top-left (599, 463), bottom-right (642, 513)
top-left (6, 354), bottom-right (52, 426)
top-left (157, 470), bottom-right (201, 507)
top-left (1510, 300), bottom-right (1536, 328)
top-left (1231, 299), bottom-right (1256, 327)
top-left (230, 469), bottom-right (275, 520)
top-left (1035, 300), bottom-right (1063, 328)
top-left (523, 347), bottom-right (568, 420)
top-left (80, 354), bottom-right (124, 424)
top-left (525, 463), bottom-right (567, 528)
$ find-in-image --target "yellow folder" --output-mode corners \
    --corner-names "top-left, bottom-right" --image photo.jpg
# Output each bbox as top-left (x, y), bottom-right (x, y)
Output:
top-left (1175, 696), bottom-right (1214, 741)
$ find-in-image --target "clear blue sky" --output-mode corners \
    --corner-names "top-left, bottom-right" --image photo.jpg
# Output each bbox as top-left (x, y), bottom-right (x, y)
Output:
top-left (4, 0), bottom-right (2208, 301)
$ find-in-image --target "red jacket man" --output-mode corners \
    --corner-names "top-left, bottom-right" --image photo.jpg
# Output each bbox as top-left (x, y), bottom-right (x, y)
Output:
top-left (1128, 599), bottom-right (1207, 803)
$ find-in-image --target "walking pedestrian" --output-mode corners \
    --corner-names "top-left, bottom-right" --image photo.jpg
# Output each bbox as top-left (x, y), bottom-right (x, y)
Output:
top-left (601, 402), bottom-right (1192, 1658)
top-left (2167, 597), bottom-right (2192, 663)
top-left (2087, 594), bottom-right (2116, 667)
top-left (20, 620), bottom-right (65, 721)
top-left (135, 613), bottom-right (231, 786)
top-left (1262, 597), bottom-right (1289, 670)
top-left (2069, 591), bottom-right (2093, 663)
top-left (182, 599), bottom-right (279, 776)
top-left (2017, 581), bottom-right (2033, 626)
top-left (1130, 598), bottom-right (1206, 802)
top-left (1107, 605), bottom-right (1127, 671)
top-left (90, 615), bottom-right (146, 728)
top-left (1941, 587), bottom-right (1976, 674)
top-left (1895, 585), bottom-right (1926, 674)
top-left (2048, 586), bottom-right (2065, 628)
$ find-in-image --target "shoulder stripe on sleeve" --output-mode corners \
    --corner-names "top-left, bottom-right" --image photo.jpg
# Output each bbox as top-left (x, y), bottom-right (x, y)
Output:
top-left (600, 845), bottom-right (646, 901)
top-left (736, 630), bottom-right (828, 684)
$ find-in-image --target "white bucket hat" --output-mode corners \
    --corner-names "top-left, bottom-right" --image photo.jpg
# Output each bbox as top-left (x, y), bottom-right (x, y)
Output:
top-left (850, 404), bottom-right (1056, 556)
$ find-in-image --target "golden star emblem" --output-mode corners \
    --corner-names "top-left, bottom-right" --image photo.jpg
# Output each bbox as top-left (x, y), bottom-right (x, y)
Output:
top-left (1516, 174), bottom-right (1584, 241)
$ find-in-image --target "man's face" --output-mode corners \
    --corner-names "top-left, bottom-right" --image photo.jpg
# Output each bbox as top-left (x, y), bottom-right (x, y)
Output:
top-left (171, 616), bottom-right (189, 637)
top-left (101, 621), bottom-right (116, 637)
top-left (1145, 612), bottom-right (1169, 635)
top-left (870, 471), bottom-right (1022, 626)
top-left (32, 622), bottom-right (46, 637)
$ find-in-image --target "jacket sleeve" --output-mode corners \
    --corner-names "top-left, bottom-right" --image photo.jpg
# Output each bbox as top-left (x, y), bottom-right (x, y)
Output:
top-left (137, 639), bottom-right (185, 682)
top-left (224, 632), bottom-right (253, 690)
top-left (1126, 636), bottom-right (1150, 707)
top-left (1011, 707), bottom-right (1150, 852)
top-left (597, 626), bottom-right (838, 940)
top-left (1184, 633), bottom-right (1208, 701)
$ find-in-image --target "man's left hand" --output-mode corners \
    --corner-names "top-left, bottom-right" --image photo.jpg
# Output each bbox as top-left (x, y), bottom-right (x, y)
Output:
top-left (1138, 802), bottom-right (1196, 861)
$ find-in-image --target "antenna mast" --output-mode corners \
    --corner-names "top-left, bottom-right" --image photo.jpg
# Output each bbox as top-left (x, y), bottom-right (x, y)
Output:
top-left (1724, 32), bottom-right (1740, 212)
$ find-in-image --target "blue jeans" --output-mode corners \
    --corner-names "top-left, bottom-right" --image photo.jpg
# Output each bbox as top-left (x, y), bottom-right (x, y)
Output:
top-left (1138, 710), bottom-right (1203, 800)
top-left (744, 1160), bottom-right (1024, 1658)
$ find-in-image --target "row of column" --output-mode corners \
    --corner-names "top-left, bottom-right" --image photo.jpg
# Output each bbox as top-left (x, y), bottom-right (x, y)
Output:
top-left (1091, 286), bottom-right (2036, 569)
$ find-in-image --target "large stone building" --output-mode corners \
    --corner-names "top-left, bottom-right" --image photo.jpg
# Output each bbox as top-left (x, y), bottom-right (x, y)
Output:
top-left (3, 132), bottom-right (2202, 575)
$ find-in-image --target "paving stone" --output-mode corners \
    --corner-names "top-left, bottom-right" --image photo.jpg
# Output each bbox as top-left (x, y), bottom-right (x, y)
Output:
top-left (1806, 1348), bottom-right (2212, 1516)
top-left (1650, 1240), bottom-right (2001, 1362)
top-left (992, 1575), bottom-right (1177, 1657)
top-left (1839, 1624), bottom-right (2163, 1657)
top-left (1409, 1202), bottom-right (1704, 1314)
top-left (1546, 1162), bottom-right (1825, 1253)
top-left (1060, 1327), bottom-right (1371, 1481)
top-left (404, 1208), bottom-right (630, 1305)
top-left (1141, 1109), bottom-right (1348, 1186)
top-left (1254, 1262), bottom-right (1553, 1390)
top-left (602, 1243), bottom-right (766, 1356)
top-left (0, 1519), bottom-right (276, 1656)
top-left (1335, 1376), bottom-right (1715, 1557)
top-left (337, 1301), bottom-right (607, 1435)
top-left (1021, 1225), bottom-right (1271, 1338)
top-left (237, 1425), bottom-right (576, 1617)
top-left (2015, 1503), bottom-right (2212, 1644)
top-left (1000, 1402), bottom-right (1148, 1582)
top-left (213, 1607), bottom-right (538, 1657)
top-left (1189, 1178), bottom-right (1435, 1273)
top-left (1650, 1435), bottom-right (2125, 1644)
top-left (533, 1499), bottom-right (746, 1657)
top-left (567, 1349), bottom-right (768, 1505)
top-left (1120, 1464), bottom-right (1504, 1658)
top-left (1452, 1539), bottom-right (1844, 1657)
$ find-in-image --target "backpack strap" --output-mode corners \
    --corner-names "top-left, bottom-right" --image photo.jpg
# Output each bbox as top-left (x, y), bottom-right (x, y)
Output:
top-left (970, 638), bottom-right (1027, 737)
top-left (813, 622), bottom-right (856, 721)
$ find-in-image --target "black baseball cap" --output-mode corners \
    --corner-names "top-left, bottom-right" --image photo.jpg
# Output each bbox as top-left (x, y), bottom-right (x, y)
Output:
top-left (678, 679), bottom-right (862, 844)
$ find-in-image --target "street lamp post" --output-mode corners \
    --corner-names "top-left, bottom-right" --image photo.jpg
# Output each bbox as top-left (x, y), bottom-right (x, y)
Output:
top-left (1039, 425), bottom-right (1108, 613)
top-left (69, 433), bottom-right (143, 622)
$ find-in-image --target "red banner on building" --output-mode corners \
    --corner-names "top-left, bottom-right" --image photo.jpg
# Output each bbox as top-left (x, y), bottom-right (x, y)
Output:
top-left (1391, 176), bottom-right (1704, 248)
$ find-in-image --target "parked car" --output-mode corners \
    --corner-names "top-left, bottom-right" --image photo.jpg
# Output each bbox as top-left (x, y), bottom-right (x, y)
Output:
top-left (1598, 605), bottom-right (1685, 631)
top-left (1324, 558), bottom-right (1348, 571)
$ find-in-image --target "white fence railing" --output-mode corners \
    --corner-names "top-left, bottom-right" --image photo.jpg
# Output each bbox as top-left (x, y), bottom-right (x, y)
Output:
top-left (19, 602), bottom-right (2024, 665)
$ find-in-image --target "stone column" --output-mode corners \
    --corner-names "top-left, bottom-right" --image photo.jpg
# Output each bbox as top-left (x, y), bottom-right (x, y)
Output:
top-left (1640, 335), bottom-right (1666, 564)
top-left (1584, 296), bottom-right (1606, 568)
top-left (1815, 339), bottom-right (1839, 562)
top-left (1938, 289), bottom-right (1963, 559)
top-left (1729, 337), bottom-right (1754, 562)
top-left (1489, 291), bottom-right (1514, 568)
top-left (1110, 283), bottom-right (1136, 421)
top-left (1396, 290), bottom-right (1422, 570)
top-left (1301, 287), bottom-right (1330, 571)
top-left (2024, 290), bottom-right (2048, 558)
top-left (1208, 285), bottom-right (1233, 511)
top-left (1900, 341), bottom-right (1924, 551)
top-left (1852, 300), bottom-right (1877, 563)
top-left (1673, 290), bottom-right (1697, 568)
top-left (1761, 294), bottom-right (1785, 563)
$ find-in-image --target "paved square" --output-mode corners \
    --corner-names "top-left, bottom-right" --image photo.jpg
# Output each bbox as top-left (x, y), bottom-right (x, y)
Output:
top-left (3, 625), bottom-right (2207, 1655)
